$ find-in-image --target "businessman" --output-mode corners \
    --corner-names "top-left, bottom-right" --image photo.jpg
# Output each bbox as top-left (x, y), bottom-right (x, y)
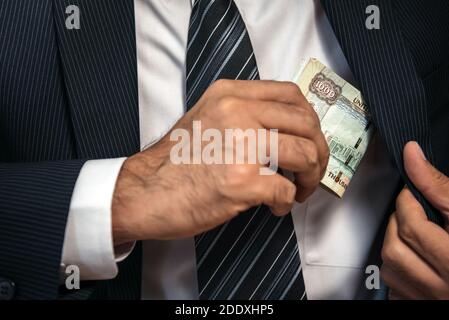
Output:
top-left (0, 0), bottom-right (448, 300)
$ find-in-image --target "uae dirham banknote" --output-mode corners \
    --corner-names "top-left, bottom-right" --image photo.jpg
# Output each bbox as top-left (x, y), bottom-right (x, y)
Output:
top-left (294, 58), bottom-right (374, 198)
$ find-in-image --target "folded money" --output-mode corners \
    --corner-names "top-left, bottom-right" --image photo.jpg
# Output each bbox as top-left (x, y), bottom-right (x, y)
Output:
top-left (294, 58), bottom-right (374, 198)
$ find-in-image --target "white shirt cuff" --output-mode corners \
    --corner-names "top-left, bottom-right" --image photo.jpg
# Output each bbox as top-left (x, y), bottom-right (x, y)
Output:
top-left (61, 158), bottom-right (128, 280)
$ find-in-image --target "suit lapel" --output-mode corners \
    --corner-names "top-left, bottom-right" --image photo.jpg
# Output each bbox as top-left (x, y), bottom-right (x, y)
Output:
top-left (321, 0), bottom-right (441, 224)
top-left (52, 0), bottom-right (140, 159)
top-left (52, 0), bottom-right (143, 299)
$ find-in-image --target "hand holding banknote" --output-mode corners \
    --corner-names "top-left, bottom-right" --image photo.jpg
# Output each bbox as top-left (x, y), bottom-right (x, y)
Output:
top-left (112, 80), bottom-right (328, 244)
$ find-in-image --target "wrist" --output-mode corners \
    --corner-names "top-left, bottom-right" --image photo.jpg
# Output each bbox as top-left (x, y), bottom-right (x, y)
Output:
top-left (112, 156), bottom-right (144, 245)
top-left (111, 149), bottom-right (167, 245)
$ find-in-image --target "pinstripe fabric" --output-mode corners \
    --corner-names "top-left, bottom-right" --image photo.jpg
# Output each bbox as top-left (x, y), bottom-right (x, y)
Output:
top-left (187, 0), bottom-right (306, 300)
top-left (0, 0), bottom-right (76, 162)
top-left (394, 0), bottom-right (449, 80)
top-left (0, 0), bottom-right (142, 299)
top-left (0, 0), bottom-right (85, 299)
top-left (393, 1), bottom-right (449, 177)
top-left (51, 0), bottom-right (143, 300)
top-left (52, 0), bottom-right (140, 159)
top-left (0, 161), bottom-right (84, 299)
top-left (321, 0), bottom-right (444, 225)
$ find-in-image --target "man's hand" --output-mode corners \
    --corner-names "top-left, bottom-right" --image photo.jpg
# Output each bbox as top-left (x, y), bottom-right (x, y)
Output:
top-left (381, 141), bottom-right (449, 299)
top-left (111, 80), bottom-right (329, 245)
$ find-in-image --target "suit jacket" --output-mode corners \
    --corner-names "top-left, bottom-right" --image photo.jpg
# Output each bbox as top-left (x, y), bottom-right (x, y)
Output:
top-left (0, 0), bottom-right (448, 299)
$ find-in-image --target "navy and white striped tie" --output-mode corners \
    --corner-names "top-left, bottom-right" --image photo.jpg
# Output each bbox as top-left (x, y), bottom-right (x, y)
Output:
top-left (186, 0), bottom-right (307, 300)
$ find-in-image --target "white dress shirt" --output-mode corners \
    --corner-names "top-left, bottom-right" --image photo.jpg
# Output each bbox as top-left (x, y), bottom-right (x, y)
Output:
top-left (62, 0), bottom-right (400, 299)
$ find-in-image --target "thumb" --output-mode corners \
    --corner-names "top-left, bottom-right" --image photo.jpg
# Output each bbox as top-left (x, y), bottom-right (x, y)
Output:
top-left (404, 141), bottom-right (449, 218)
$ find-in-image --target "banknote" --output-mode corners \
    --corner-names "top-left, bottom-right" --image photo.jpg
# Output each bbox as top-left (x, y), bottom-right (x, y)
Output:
top-left (294, 58), bottom-right (374, 198)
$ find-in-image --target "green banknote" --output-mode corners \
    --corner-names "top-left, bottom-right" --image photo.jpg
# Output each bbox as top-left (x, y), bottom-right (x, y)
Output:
top-left (294, 58), bottom-right (374, 198)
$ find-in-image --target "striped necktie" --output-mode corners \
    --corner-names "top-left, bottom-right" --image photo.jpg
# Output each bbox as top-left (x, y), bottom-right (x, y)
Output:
top-left (186, 0), bottom-right (307, 300)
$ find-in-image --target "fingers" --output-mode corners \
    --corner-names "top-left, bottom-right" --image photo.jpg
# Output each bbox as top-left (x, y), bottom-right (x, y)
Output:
top-left (241, 99), bottom-right (328, 172)
top-left (382, 215), bottom-right (420, 299)
top-left (395, 187), bottom-right (427, 222)
top-left (207, 80), bottom-right (329, 174)
top-left (382, 214), bottom-right (449, 299)
top-left (211, 84), bottom-right (327, 166)
top-left (202, 80), bottom-right (329, 205)
top-left (381, 265), bottom-right (420, 299)
top-left (247, 173), bottom-right (297, 216)
top-left (242, 99), bottom-right (319, 137)
top-left (223, 97), bottom-right (328, 202)
top-left (382, 263), bottom-right (446, 300)
top-left (276, 134), bottom-right (322, 201)
top-left (210, 79), bottom-right (307, 105)
top-left (404, 141), bottom-right (449, 216)
top-left (395, 188), bottom-right (449, 281)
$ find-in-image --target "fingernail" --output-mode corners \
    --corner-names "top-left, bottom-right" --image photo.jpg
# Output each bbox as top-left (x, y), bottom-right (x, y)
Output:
top-left (414, 142), bottom-right (427, 161)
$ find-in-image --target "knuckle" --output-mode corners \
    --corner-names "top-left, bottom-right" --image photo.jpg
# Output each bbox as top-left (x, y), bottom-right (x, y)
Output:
top-left (303, 113), bottom-right (320, 132)
top-left (397, 220), bottom-right (417, 243)
top-left (216, 96), bottom-right (239, 114)
top-left (270, 183), bottom-right (296, 212)
top-left (279, 136), bottom-right (295, 154)
top-left (283, 81), bottom-right (301, 96)
top-left (225, 165), bottom-right (254, 188)
top-left (304, 101), bottom-right (320, 118)
top-left (302, 141), bottom-right (319, 168)
top-left (381, 241), bottom-right (403, 267)
top-left (278, 182), bottom-right (296, 206)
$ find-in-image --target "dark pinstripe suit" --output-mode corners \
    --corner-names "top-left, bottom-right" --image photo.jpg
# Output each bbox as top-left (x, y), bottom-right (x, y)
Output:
top-left (0, 0), bottom-right (448, 299)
